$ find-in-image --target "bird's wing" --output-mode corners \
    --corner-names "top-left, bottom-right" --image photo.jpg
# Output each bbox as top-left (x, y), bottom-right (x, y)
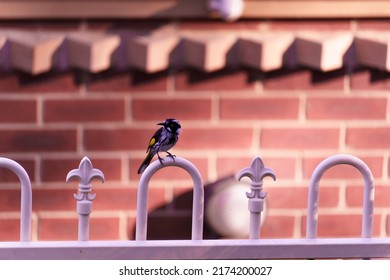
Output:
top-left (145, 127), bottom-right (163, 153)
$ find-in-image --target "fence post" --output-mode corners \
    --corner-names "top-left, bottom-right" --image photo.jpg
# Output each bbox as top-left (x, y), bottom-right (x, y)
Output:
top-left (237, 156), bottom-right (276, 239)
top-left (306, 154), bottom-right (374, 239)
top-left (0, 158), bottom-right (32, 242)
top-left (66, 157), bottom-right (104, 241)
top-left (136, 156), bottom-right (204, 241)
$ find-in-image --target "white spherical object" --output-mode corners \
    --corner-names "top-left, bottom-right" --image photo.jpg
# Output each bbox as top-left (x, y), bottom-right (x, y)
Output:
top-left (206, 182), bottom-right (267, 238)
top-left (208, 0), bottom-right (244, 21)
top-left (219, 0), bottom-right (244, 21)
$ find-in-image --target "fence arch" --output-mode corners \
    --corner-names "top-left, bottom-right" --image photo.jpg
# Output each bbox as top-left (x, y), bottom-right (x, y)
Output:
top-left (306, 154), bottom-right (374, 239)
top-left (135, 156), bottom-right (204, 241)
top-left (0, 158), bottom-right (32, 241)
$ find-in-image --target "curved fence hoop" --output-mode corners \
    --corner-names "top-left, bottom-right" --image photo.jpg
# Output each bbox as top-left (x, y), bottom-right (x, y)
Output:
top-left (306, 154), bottom-right (374, 239)
top-left (136, 156), bottom-right (204, 241)
top-left (0, 158), bottom-right (32, 241)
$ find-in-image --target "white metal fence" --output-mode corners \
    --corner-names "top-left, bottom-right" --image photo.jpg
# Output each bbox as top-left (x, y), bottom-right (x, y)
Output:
top-left (0, 154), bottom-right (389, 260)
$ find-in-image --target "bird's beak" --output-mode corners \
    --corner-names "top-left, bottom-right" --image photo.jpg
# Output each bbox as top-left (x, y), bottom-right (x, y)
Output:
top-left (157, 122), bottom-right (164, 125)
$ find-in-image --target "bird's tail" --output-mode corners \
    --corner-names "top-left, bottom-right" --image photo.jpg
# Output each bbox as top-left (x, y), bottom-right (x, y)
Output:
top-left (137, 151), bottom-right (154, 174)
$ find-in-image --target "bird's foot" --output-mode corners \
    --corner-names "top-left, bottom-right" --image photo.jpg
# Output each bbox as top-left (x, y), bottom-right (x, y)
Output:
top-left (166, 152), bottom-right (176, 161)
top-left (157, 153), bottom-right (165, 165)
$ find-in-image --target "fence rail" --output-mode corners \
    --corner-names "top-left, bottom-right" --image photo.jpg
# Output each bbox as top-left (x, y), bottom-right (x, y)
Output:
top-left (0, 154), bottom-right (389, 259)
top-left (0, 238), bottom-right (389, 260)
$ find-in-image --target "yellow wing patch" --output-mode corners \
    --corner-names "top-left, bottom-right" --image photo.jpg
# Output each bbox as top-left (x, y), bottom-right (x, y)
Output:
top-left (149, 137), bottom-right (156, 147)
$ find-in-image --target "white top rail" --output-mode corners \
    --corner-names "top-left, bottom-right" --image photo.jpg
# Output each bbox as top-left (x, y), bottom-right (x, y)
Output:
top-left (136, 156), bottom-right (204, 241)
top-left (1, 238), bottom-right (389, 259)
top-left (0, 157), bottom-right (32, 241)
top-left (306, 154), bottom-right (374, 239)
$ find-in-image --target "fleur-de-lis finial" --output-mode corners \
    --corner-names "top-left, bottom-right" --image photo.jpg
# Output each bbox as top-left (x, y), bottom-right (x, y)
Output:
top-left (237, 156), bottom-right (276, 239)
top-left (66, 157), bottom-right (104, 241)
top-left (66, 156), bottom-right (105, 201)
top-left (237, 156), bottom-right (276, 199)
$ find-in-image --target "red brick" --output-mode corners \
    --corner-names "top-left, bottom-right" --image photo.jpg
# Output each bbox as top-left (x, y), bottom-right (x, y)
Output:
top-left (86, 69), bottom-right (168, 93)
top-left (84, 128), bottom-right (151, 151)
top-left (89, 217), bottom-right (120, 240)
top-left (0, 20), bottom-right (80, 30)
top-left (387, 158), bottom-right (390, 178)
top-left (216, 157), bottom-right (254, 178)
top-left (386, 216), bottom-right (390, 235)
top-left (0, 219), bottom-right (20, 241)
top-left (32, 189), bottom-right (75, 211)
top-left (263, 68), bottom-right (345, 90)
top-left (269, 20), bottom-right (352, 31)
top-left (31, 187), bottom-right (166, 212)
top-left (132, 98), bottom-right (212, 121)
top-left (347, 127), bottom-right (390, 149)
top-left (0, 70), bottom-right (80, 94)
top-left (301, 214), bottom-right (381, 238)
top-left (0, 100), bottom-right (36, 123)
top-left (39, 218), bottom-right (78, 240)
top-left (262, 215), bottom-right (295, 238)
top-left (175, 68), bottom-right (257, 91)
top-left (93, 188), bottom-right (167, 211)
top-left (0, 159), bottom-right (35, 183)
top-left (216, 156), bottom-right (295, 179)
top-left (267, 186), bottom-right (339, 209)
top-left (261, 127), bottom-right (339, 149)
top-left (357, 19), bottom-right (390, 30)
top-left (220, 98), bottom-right (299, 120)
top-left (86, 123), bottom-right (240, 154)
top-left (0, 129), bottom-right (77, 153)
top-left (93, 188), bottom-right (138, 211)
top-left (307, 97), bottom-right (387, 120)
top-left (347, 185), bottom-right (390, 208)
top-left (41, 158), bottom-right (122, 182)
top-left (350, 69), bottom-right (390, 91)
top-left (263, 157), bottom-right (296, 180)
top-left (0, 21), bottom-right (42, 29)
top-left (303, 156), bottom-right (383, 179)
top-left (44, 99), bottom-right (125, 123)
top-left (179, 127), bottom-right (253, 150)
top-left (178, 20), bottom-right (265, 30)
top-left (85, 20), bottom-right (168, 31)
top-left (0, 190), bottom-right (23, 211)
top-left (129, 157), bottom-right (209, 181)
top-left (39, 217), bottom-right (120, 240)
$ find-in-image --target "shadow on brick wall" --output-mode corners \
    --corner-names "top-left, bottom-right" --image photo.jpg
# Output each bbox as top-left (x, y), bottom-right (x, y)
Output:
top-left (129, 176), bottom-right (237, 240)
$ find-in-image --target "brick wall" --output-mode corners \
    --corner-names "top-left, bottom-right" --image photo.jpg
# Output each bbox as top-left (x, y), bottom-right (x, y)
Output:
top-left (1, 19), bottom-right (390, 241)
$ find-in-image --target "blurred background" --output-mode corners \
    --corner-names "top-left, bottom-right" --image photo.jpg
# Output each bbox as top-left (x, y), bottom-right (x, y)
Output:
top-left (0, 0), bottom-right (390, 241)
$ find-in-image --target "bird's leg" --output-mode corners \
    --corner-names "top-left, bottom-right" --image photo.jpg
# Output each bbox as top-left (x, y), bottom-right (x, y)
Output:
top-left (166, 151), bottom-right (176, 161)
top-left (157, 152), bottom-right (164, 165)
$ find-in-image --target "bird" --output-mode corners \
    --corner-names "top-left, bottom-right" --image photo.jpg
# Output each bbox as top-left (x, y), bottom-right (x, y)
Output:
top-left (137, 118), bottom-right (181, 174)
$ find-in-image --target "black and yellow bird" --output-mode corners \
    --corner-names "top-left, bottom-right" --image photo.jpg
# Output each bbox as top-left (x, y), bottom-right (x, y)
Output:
top-left (137, 118), bottom-right (182, 174)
